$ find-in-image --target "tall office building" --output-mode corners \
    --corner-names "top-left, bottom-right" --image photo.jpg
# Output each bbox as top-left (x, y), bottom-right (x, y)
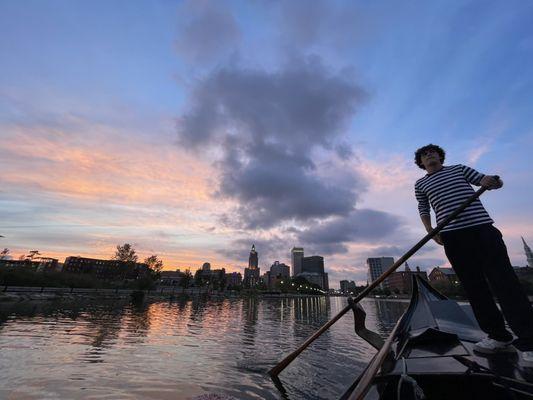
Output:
top-left (302, 256), bottom-right (324, 274)
top-left (299, 255), bottom-right (329, 290)
top-left (367, 257), bottom-right (394, 289)
top-left (291, 247), bottom-right (304, 276)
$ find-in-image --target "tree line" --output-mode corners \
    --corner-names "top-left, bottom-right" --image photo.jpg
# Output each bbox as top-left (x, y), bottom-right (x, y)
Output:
top-left (0, 243), bottom-right (165, 289)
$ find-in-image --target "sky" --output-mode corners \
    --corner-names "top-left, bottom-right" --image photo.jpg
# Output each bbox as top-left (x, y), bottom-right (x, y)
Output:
top-left (1, 0), bottom-right (533, 287)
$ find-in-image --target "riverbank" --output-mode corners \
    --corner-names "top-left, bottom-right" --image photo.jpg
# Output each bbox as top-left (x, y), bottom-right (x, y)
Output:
top-left (0, 286), bottom-right (202, 302)
top-left (3, 286), bottom-right (530, 303)
top-left (0, 286), bottom-right (328, 303)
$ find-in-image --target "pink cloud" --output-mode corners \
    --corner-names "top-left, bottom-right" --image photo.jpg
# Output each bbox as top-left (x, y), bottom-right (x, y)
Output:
top-left (1, 123), bottom-right (215, 209)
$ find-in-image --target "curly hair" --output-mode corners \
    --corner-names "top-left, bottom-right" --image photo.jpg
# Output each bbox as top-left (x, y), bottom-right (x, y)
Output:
top-left (414, 144), bottom-right (446, 170)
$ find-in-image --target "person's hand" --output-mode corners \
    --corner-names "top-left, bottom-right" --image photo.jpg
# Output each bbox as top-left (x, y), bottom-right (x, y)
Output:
top-left (480, 175), bottom-right (503, 190)
top-left (433, 233), bottom-right (443, 246)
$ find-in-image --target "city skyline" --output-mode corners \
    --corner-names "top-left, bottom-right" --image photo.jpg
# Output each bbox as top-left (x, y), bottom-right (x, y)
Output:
top-left (3, 238), bottom-right (533, 288)
top-left (1, 1), bottom-right (533, 286)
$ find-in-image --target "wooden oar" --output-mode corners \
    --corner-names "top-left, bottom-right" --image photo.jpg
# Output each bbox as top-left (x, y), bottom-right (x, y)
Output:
top-left (269, 182), bottom-right (494, 379)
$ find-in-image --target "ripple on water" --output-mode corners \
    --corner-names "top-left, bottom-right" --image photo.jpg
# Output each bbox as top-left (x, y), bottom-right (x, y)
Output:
top-left (0, 297), bottom-right (406, 399)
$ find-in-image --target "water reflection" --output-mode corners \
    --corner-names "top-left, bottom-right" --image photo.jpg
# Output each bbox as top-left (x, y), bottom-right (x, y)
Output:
top-left (242, 297), bottom-right (259, 347)
top-left (372, 299), bottom-right (409, 335)
top-left (0, 297), bottom-right (407, 400)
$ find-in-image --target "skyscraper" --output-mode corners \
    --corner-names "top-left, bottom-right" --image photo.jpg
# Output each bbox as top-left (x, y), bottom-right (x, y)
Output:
top-left (249, 244), bottom-right (258, 269)
top-left (302, 255), bottom-right (324, 274)
top-left (291, 247), bottom-right (304, 276)
top-left (244, 244), bottom-right (260, 287)
top-left (522, 237), bottom-right (533, 267)
top-left (299, 254), bottom-right (329, 290)
top-left (367, 257), bottom-right (394, 289)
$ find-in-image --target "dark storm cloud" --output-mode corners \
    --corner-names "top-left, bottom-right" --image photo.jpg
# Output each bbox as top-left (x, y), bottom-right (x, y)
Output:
top-left (174, 7), bottom-right (405, 258)
top-left (297, 209), bottom-right (402, 255)
top-left (334, 142), bottom-right (354, 160)
top-left (179, 58), bottom-right (366, 150)
top-left (178, 57), bottom-right (367, 228)
top-left (218, 143), bottom-right (357, 228)
top-left (175, 1), bottom-right (241, 64)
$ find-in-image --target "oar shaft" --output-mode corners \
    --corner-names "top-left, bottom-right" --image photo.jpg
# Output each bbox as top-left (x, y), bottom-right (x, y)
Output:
top-left (269, 184), bottom-right (490, 378)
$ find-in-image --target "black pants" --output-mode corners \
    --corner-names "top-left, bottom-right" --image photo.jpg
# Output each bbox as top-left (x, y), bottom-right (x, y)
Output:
top-left (441, 224), bottom-right (533, 351)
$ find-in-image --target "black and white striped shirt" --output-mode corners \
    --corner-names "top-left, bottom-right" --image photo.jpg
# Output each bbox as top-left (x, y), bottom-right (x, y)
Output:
top-left (415, 164), bottom-right (493, 232)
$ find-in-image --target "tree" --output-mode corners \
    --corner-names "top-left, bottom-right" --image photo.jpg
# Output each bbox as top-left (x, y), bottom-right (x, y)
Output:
top-left (194, 269), bottom-right (208, 287)
top-left (180, 269), bottom-right (193, 288)
top-left (0, 248), bottom-right (10, 260)
top-left (113, 243), bottom-right (138, 263)
top-left (144, 254), bottom-right (163, 278)
top-left (26, 250), bottom-right (41, 260)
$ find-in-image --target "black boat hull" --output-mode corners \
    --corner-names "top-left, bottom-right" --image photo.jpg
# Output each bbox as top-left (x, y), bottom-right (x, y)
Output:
top-left (342, 276), bottom-right (533, 399)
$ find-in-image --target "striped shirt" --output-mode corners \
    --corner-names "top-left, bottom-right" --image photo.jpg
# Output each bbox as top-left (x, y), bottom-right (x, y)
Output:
top-left (414, 164), bottom-right (493, 232)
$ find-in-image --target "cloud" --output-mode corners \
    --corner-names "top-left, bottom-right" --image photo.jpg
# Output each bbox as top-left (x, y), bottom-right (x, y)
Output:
top-left (0, 117), bottom-right (214, 212)
top-left (278, 0), bottom-right (329, 47)
top-left (179, 58), bottom-right (365, 148)
top-left (296, 209), bottom-right (403, 255)
top-left (175, 1), bottom-right (241, 65)
top-left (0, 100), bottom-right (241, 268)
top-left (275, 0), bottom-right (382, 55)
top-left (178, 57), bottom-right (367, 229)
top-left (218, 147), bottom-right (361, 228)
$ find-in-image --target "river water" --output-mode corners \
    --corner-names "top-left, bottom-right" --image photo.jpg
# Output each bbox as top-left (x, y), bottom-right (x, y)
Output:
top-left (0, 296), bottom-right (408, 400)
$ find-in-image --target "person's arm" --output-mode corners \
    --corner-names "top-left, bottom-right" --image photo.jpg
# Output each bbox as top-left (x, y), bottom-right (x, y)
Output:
top-left (420, 214), bottom-right (443, 245)
top-left (480, 175), bottom-right (503, 189)
top-left (415, 183), bottom-right (443, 245)
top-left (462, 165), bottom-right (503, 189)
top-left (420, 214), bottom-right (433, 232)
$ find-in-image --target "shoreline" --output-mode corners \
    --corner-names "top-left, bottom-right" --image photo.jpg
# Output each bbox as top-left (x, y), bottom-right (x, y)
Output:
top-left (0, 286), bottom-right (328, 303)
top-left (2, 286), bottom-right (532, 304)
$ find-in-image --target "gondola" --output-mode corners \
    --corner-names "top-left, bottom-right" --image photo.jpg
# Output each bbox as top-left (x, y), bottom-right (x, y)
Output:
top-left (340, 275), bottom-right (533, 400)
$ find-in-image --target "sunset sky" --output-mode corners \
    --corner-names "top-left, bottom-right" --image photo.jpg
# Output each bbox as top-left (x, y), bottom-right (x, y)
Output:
top-left (1, 0), bottom-right (533, 286)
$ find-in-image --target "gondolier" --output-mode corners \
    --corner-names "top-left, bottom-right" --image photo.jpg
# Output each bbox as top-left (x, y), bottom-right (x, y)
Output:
top-left (414, 144), bottom-right (533, 366)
